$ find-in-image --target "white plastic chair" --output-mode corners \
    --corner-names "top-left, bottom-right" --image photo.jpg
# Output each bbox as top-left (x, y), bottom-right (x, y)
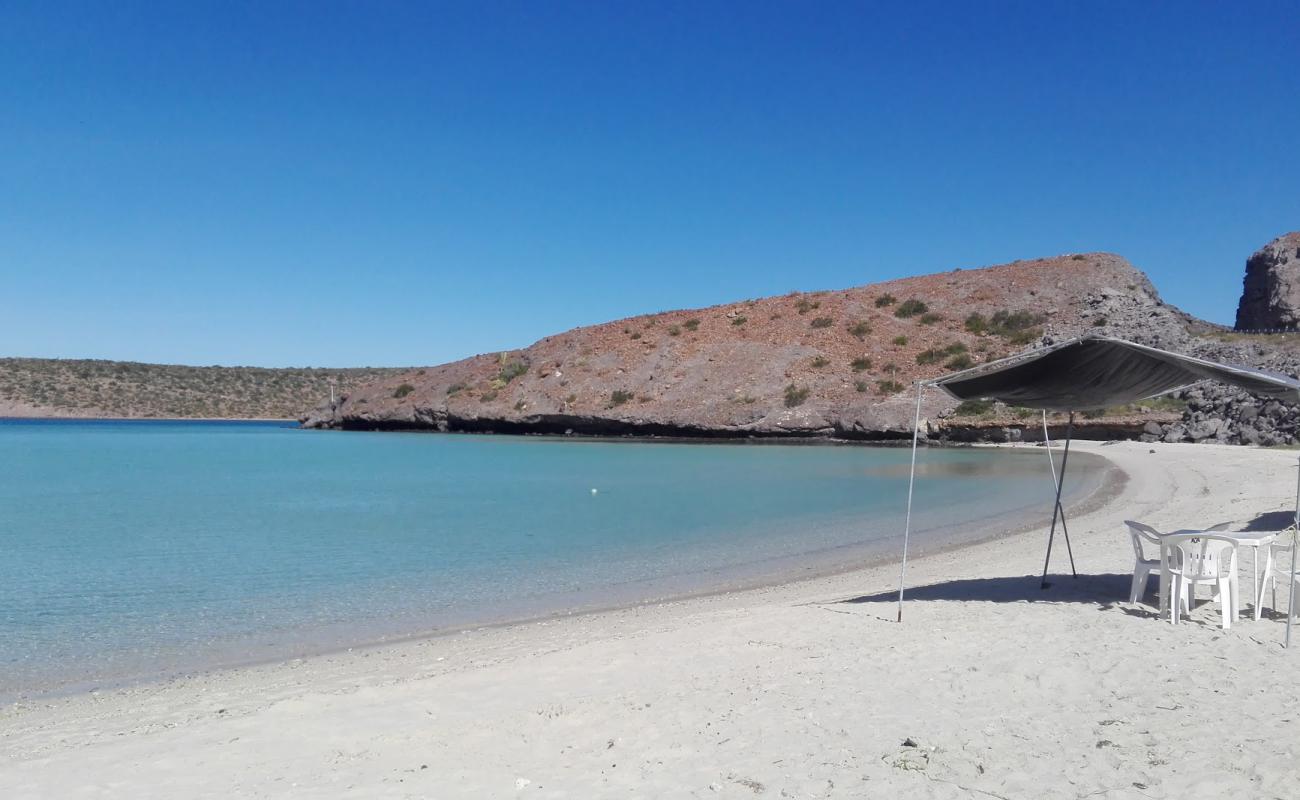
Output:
top-left (1255, 527), bottom-right (1298, 621)
top-left (1163, 533), bottom-right (1240, 629)
top-left (1124, 521), bottom-right (1231, 607)
top-left (1125, 520), bottom-right (1164, 603)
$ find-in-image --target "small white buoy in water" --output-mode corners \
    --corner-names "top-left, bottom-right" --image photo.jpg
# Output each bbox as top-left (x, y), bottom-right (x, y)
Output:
top-left (591, 488), bottom-right (598, 495)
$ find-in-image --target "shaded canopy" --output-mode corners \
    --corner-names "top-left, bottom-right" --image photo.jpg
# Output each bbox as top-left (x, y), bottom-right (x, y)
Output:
top-left (934, 336), bottom-right (1300, 411)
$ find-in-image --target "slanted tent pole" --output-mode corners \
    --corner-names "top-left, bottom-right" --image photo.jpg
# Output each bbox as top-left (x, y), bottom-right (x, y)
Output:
top-left (1288, 455), bottom-right (1299, 649)
top-left (1040, 411), bottom-right (1078, 578)
top-left (896, 381), bottom-right (926, 623)
top-left (1040, 411), bottom-right (1075, 590)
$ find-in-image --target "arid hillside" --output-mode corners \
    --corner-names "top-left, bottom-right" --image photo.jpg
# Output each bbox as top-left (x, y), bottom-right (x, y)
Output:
top-left (304, 252), bottom-right (1233, 439)
top-left (0, 360), bottom-right (404, 420)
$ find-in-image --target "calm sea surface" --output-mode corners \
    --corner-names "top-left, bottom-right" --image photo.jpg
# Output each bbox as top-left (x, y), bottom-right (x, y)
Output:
top-left (0, 419), bottom-right (1109, 698)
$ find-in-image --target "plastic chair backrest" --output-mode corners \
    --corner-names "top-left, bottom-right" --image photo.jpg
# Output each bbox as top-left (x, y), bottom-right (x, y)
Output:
top-left (1270, 526), bottom-right (1298, 555)
top-left (1163, 533), bottom-right (1238, 580)
top-left (1125, 520), bottom-right (1162, 562)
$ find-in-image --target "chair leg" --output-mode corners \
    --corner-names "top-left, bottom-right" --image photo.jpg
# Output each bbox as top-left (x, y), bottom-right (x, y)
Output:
top-left (1172, 577), bottom-right (1182, 625)
top-left (1219, 576), bottom-right (1232, 630)
top-left (1252, 548), bottom-right (1259, 617)
top-left (1234, 574), bottom-right (1242, 624)
top-left (1292, 573), bottom-right (1299, 623)
top-left (1130, 567), bottom-right (1145, 603)
top-left (1257, 568), bottom-right (1269, 621)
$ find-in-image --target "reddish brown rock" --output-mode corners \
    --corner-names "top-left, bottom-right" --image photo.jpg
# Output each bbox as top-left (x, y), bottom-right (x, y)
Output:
top-left (302, 253), bottom-right (1192, 438)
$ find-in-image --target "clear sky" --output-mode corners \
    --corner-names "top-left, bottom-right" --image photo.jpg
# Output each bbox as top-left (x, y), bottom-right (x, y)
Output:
top-left (3, 2), bottom-right (1298, 367)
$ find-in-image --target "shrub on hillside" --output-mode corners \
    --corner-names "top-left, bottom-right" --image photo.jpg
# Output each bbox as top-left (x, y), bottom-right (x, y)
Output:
top-left (953, 399), bottom-right (993, 416)
top-left (916, 342), bottom-right (966, 366)
top-left (894, 299), bottom-right (929, 318)
top-left (795, 297), bottom-right (821, 314)
top-left (497, 361), bottom-right (528, 384)
top-left (967, 309), bottom-right (1046, 344)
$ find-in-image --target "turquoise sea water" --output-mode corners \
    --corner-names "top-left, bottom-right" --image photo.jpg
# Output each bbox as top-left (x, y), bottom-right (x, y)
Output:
top-left (0, 419), bottom-right (1108, 698)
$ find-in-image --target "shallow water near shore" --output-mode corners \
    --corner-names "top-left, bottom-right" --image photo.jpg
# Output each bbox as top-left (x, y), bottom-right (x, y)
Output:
top-left (0, 418), bottom-right (1111, 699)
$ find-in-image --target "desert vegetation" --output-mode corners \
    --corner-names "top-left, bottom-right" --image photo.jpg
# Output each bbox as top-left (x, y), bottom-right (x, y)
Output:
top-left (783, 384), bottom-right (811, 407)
top-left (915, 342), bottom-right (968, 366)
top-left (894, 299), bottom-right (929, 318)
top-left (496, 358), bottom-right (529, 385)
top-left (0, 358), bottom-right (404, 419)
top-left (609, 389), bottom-right (635, 407)
top-left (964, 309), bottom-right (1046, 344)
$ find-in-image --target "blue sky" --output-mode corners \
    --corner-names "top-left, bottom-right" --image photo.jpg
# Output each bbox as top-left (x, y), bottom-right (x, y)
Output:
top-left (3, 2), bottom-right (1298, 367)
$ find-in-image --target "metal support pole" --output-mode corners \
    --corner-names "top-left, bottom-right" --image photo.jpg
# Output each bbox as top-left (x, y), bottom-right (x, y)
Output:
top-left (1041, 411), bottom-right (1077, 578)
top-left (896, 382), bottom-right (926, 623)
top-left (1041, 411), bottom-right (1075, 590)
top-left (1288, 456), bottom-right (1299, 648)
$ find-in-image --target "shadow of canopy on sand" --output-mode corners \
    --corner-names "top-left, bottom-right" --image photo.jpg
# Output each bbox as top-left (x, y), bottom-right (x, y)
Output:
top-left (894, 336), bottom-right (1300, 644)
top-left (844, 573), bottom-right (1136, 607)
top-left (1241, 510), bottom-right (1299, 532)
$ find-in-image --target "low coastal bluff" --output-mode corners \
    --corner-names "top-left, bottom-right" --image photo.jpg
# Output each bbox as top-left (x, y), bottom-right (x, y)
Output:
top-left (305, 251), bottom-right (1270, 441)
top-left (0, 361), bottom-right (406, 420)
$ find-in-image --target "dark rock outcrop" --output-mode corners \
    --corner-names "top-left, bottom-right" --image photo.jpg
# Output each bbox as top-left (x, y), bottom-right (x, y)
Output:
top-left (1235, 232), bottom-right (1300, 331)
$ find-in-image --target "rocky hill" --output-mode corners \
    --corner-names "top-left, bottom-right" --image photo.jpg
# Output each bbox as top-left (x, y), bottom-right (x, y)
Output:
top-left (303, 251), bottom-right (1244, 440)
top-left (0, 359), bottom-right (404, 420)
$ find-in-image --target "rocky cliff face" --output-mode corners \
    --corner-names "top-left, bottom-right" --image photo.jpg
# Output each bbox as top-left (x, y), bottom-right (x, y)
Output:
top-left (302, 253), bottom-right (1214, 439)
top-left (1235, 232), bottom-right (1300, 330)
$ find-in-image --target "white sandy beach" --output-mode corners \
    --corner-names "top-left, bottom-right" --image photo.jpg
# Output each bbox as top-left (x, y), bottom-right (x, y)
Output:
top-left (4, 440), bottom-right (1300, 799)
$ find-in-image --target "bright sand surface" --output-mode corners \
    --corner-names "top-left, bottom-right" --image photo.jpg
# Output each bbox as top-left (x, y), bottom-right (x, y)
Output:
top-left (3, 440), bottom-right (1300, 799)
